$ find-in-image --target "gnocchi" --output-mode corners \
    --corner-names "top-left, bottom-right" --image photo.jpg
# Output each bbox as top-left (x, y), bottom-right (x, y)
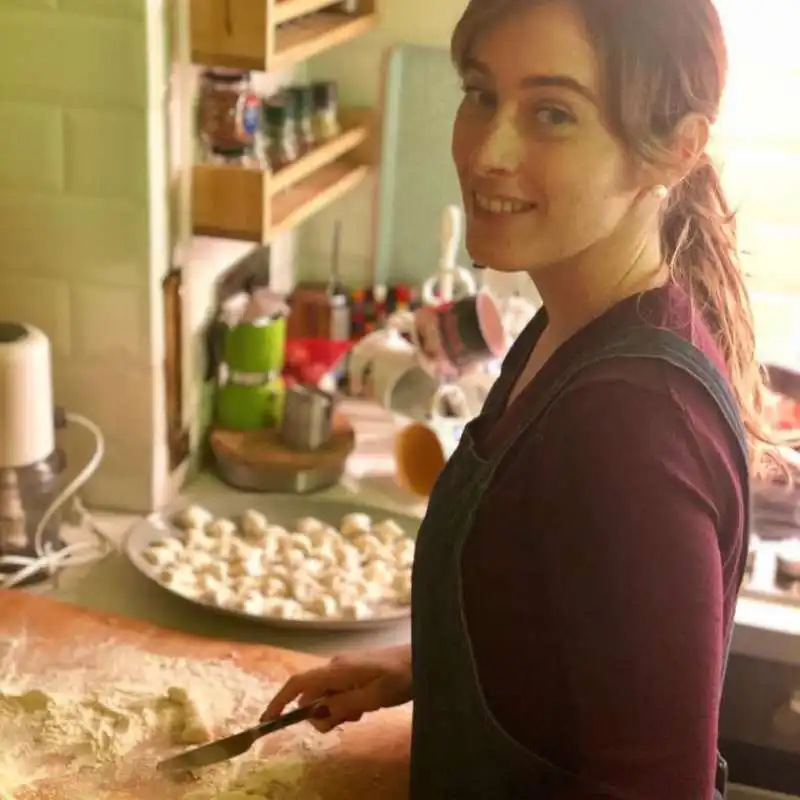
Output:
top-left (143, 505), bottom-right (417, 622)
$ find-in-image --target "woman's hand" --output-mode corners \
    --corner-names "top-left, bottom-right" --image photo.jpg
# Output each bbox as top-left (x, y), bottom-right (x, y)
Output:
top-left (262, 645), bottom-right (412, 733)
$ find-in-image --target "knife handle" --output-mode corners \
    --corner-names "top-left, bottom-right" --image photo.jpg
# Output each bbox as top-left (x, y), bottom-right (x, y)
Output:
top-left (251, 702), bottom-right (319, 742)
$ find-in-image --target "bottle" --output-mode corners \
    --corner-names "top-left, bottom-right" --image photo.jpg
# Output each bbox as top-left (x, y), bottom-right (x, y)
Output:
top-left (311, 82), bottom-right (341, 142)
top-left (284, 86), bottom-right (315, 155)
top-left (263, 101), bottom-right (298, 170)
top-left (326, 221), bottom-right (351, 342)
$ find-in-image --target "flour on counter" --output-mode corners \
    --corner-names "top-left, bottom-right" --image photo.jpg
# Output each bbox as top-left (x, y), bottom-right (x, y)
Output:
top-left (0, 635), bottom-right (335, 799)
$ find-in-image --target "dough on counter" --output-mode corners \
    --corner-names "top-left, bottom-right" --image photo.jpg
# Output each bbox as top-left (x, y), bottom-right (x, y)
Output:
top-left (363, 560), bottom-right (394, 586)
top-left (394, 538), bottom-right (416, 568)
top-left (206, 518), bottom-right (237, 539)
top-left (304, 593), bottom-right (339, 619)
top-left (331, 540), bottom-right (361, 572)
top-left (372, 519), bottom-right (405, 545)
top-left (393, 569), bottom-right (412, 605)
top-left (293, 516), bottom-right (324, 535)
top-left (339, 513), bottom-right (371, 539)
top-left (261, 576), bottom-right (287, 598)
top-left (185, 529), bottom-right (213, 550)
top-left (262, 597), bottom-right (305, 620)
top-left (167, 687), bottom-right (213, 744)
top-left (352, 533), bottom-right (389, 562)
top-left (0, 688), bottom-right (54, 713)
top-left (240, 509), bottom-right (268, 538)
top-left (186, 755), bottom-right (308, 800)
top-left (341, 600), bottom-right (372, 620)
top-left (143, 544), bottom-right (176, 567)
top-left (287, 533), bottom-right (314, 556)
top-left (174, 505), bottom-right (214, 531)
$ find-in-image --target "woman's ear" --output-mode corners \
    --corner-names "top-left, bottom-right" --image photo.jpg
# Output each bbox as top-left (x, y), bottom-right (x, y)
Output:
top-left (637, 113), bottom-right (711, 191)
top-left (670, 113), bottom-right (711, 179)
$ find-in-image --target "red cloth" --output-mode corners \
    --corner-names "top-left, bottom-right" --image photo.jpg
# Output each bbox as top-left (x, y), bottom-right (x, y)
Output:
top-left (462, 284), bottom-right (746, 798)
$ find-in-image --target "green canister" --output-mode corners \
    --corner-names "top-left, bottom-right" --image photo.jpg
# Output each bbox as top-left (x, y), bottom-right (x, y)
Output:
top-left (216, 375), bottom-right (286, 430)
top-left (224, 315), bottom-right (286, 374)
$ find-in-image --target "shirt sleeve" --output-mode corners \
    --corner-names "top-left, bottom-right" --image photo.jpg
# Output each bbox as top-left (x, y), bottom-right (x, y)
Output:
top-left (531, 374), bottom-right (739, 799)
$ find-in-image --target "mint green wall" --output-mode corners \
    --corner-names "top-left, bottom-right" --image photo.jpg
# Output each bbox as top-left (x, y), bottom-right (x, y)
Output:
top-left (0, 1), bottom-right (156, 510)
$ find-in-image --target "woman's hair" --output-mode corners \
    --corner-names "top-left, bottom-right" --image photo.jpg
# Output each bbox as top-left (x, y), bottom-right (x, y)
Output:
top-left (452, 0), bottom-right (774, 471)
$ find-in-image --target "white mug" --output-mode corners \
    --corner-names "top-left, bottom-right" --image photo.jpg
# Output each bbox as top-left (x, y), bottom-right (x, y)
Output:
top-left (452, 368), bottom-right (496, 417)
top-left (393, 384), bottom-right (472, 497)
top-left (347, 326), bottom-right (419, 407)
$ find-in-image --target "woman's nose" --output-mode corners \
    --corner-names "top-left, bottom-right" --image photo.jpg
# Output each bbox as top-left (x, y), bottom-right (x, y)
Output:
top-left (473, 106), bottom-right (525, 175)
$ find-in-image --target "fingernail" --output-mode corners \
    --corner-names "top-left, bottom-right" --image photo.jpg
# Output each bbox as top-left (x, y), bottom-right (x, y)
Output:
top-left (312, 705), bottom-right (331, 719)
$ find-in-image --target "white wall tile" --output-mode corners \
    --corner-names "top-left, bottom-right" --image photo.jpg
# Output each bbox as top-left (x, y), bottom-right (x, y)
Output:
top-left (70, 282), bottom-right (151, 364)
top-left (57, 425), bottom-right (154, 511)
top-left (52, 357), bottom-right (155, 451)
top-left (0, 273), bottom-right (71, 356)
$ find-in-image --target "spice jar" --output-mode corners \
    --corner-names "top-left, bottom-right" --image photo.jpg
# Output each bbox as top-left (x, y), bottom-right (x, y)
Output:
top-left (285, 86), bottom-right (316, 155)
top-left (263, 101), bottom-right (298, 171)
top-left (209, 145), bottom-right (250, 165)
top-left (196, 69), bottom-right (261, 161)
top-left (311, 82), bottom-right (341, 142)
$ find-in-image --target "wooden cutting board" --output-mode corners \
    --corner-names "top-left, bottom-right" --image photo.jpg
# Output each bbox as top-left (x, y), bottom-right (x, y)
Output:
top-left (0, 590), bottom-right (410, 799)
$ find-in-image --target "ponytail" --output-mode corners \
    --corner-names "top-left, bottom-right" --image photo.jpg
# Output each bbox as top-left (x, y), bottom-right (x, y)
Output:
top-left (661, 156), bottom-right (773, 472)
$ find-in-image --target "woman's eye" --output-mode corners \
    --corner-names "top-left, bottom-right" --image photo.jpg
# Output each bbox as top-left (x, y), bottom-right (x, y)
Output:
top-left (462, 85), bottom-right (495, 109)
top-left (533, 106), bottom-right (575, 127)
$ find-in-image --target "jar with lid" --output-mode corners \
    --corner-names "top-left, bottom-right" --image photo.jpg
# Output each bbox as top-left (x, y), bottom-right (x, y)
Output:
top-left (311, 82), bottom-right (341, 142)
top-left (196, 69), bottom-right (261, 163)
top-left (285, 86), bottom-right (316, 155)
top-left (263, 101), bottom-right (298, 171)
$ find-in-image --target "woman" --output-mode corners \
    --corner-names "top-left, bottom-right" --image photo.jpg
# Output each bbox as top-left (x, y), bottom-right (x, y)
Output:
top-left (264, 1), bottom-right (766, 796)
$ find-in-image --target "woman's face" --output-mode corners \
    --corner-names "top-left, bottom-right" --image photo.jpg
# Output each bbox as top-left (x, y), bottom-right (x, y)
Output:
top-left (452, 1), bottom-right (644, 275)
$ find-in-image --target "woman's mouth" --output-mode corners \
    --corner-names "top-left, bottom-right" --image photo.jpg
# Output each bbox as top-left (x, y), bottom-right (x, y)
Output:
top-left (473, 192), bottom-right (536, 216)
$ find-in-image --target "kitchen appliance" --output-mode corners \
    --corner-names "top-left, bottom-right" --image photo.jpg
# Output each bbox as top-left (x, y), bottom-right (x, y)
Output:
top-left (214, 289), bottom-right (288, 431)
top-left (0, 321), bottom-right (107, 588)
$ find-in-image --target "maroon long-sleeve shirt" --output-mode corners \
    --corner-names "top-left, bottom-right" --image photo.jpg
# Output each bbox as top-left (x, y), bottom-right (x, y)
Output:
top-left (462, 283), bottom-right (747, 798)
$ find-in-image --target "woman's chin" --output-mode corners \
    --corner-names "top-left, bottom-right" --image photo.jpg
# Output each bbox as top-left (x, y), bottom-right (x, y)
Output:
top-left (466, 246), bottom-right (532, 274)
top-left (465, 231), bottom-right (539, 273)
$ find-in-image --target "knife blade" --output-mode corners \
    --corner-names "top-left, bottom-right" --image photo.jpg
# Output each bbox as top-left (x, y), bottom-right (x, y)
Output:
top-left (156, 703), bottom-right (317, 774)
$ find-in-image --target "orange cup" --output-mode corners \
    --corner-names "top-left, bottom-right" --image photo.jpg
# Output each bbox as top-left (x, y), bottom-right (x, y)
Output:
top-left (393, 385), bottom-right (469, 497)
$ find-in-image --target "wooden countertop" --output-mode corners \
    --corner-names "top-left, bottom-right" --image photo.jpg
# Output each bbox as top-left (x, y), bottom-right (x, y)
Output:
top-left (0, 590), bottom-right (411, 799)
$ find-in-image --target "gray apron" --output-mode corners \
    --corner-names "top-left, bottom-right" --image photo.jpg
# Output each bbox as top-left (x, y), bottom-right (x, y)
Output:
top-left (410, 323), bottom-right (750, 798)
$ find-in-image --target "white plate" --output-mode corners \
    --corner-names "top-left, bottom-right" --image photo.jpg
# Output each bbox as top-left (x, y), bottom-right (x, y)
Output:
top-left (123, 494), bottom-right (421, 632)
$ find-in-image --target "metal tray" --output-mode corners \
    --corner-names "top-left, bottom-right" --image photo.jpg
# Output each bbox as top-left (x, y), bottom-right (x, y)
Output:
top-left (123, 494), bottom-right (421, 632)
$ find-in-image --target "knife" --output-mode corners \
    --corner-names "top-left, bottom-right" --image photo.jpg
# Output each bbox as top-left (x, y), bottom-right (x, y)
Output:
top-left (156, 703), bottom-right (319, 774)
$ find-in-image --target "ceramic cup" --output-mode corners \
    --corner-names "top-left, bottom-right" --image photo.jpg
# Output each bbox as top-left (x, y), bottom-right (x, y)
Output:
top-left (347, 326), bottom-right (422, 408)
top-left (453, 368), bottom-right (496, 417)
top-left (393, 383), bottom-right (471, 498)
top-left (389, 291), bottom-right (506, 380)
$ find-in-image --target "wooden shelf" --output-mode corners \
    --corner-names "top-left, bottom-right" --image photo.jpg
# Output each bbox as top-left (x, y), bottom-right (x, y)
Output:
top-left (272, 159), bottom-right (368, 235)
top-left (272, 11), bottom-right (376, 71)
top-left (274, 0), bottom-right (347, 25)
top-left (270, 117), bottom-right (368, 193)
top-left (192, 109), bottom-right (375, 243)
top-left (191, 0), bottom-right (377, 72)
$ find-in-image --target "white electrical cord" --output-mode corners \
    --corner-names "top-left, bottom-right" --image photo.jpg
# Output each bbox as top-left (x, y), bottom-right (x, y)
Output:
top-left (0, 412), bottom-right (113, 589)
